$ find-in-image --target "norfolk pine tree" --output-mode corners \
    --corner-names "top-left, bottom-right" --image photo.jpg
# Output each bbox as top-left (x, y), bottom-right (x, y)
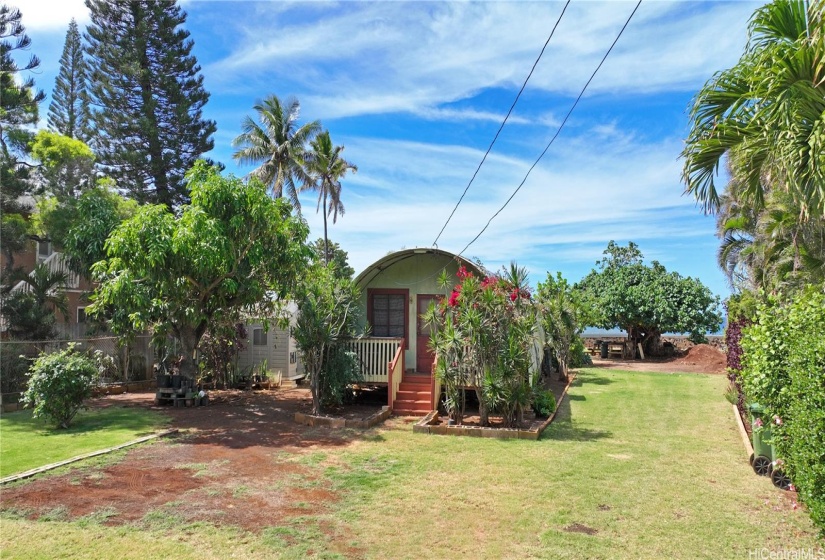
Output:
top-left (84, 0), bottom-right (215, 208)
top-left (47, 19), bottom-right (91, 143)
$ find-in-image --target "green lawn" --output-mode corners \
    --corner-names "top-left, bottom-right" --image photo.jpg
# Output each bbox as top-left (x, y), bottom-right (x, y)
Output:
top-left (0, 406), bottom-right (170, 477)
top-left (1, 369), bottom-right (821, 559)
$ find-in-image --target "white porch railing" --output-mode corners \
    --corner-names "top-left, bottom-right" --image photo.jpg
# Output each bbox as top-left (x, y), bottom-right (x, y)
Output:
top-left (8, 252), bottom-right (80, 295)
top-left (343, 337), bottom-right (404, 384)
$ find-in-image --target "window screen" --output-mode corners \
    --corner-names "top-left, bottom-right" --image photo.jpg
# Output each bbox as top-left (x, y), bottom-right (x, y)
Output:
top-left (253, 328), bottom-right (267, 346)
top-left (371, 294), bottom-right (405, 337)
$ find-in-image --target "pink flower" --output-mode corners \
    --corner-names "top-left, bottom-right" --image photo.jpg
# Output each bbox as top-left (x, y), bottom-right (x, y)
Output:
top-left (456, 266), bottom-right (472, 279)
top-left (774, 415), bottom-right (782, 426)
top-left (754, 418), bottom-right (763, 428)
top-left (510, 289), bottom-right (519, 301)
top-left (789, 484), bottom-right (796, 492)
top-left (448, 291), bottom-right (460, 307)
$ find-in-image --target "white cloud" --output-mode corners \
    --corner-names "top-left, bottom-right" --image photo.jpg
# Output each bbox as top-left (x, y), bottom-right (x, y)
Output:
top-left (17, 0), bottom-right (88, 31)
top-left (205, 1), bottom-right (759, 121)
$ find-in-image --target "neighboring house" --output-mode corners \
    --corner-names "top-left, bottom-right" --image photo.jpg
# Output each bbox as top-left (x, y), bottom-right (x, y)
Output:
top-left (347, 247), bottom-right (485, 415)
top-left (0, 200), bottom-right (91, 339)
top-left (236, 302), bottom-right (303, 384)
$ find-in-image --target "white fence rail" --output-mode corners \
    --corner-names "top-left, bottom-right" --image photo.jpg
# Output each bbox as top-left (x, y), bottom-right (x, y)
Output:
top-left (343, 337), bottom-right (403, 384)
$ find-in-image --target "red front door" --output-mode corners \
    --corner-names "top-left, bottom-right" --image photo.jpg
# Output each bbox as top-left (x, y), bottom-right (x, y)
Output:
top-left (416, 295), bottom-right (440, 374)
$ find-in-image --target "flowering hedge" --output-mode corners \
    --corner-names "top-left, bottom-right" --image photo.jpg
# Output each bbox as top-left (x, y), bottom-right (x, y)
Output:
top-left (426, 263), bottom-right (538, 427)
top-left (740, 288), bottom-right (825, 533)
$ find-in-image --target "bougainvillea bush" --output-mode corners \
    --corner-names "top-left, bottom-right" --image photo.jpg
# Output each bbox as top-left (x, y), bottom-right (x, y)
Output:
top-left (424, 262), bottom-right (540, 427)
top-left (740, 288), bottom-right (825, 533)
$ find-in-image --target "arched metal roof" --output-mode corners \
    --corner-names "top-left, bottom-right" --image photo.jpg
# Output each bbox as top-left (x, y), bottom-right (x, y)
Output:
top-left (354, 247), bottom-right (485, 289)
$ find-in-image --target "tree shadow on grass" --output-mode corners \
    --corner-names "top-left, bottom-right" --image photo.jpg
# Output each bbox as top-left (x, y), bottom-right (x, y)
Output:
top-left (540, 377), bottom-right (612, 442)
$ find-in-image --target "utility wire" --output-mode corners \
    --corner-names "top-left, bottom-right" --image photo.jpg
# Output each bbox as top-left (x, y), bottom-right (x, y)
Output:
top-left (456, 0), bottom-right (643, 259)
top-left (431, 0), bottom-right (571, 247)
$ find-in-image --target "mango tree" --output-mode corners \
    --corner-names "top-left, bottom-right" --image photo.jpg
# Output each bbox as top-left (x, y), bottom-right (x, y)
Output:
top-left (89, 161), bottom-right (309, 378)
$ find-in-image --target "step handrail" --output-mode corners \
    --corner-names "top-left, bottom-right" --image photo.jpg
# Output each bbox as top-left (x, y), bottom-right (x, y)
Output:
top-left (387, 338), bottom-right (405, 410)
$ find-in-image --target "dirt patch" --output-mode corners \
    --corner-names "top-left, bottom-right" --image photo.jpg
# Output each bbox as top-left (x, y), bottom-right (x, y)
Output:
top-left (1, 387), bottom-right (381, 540)
top-left (564, 523), bottom-right (598, 535)
top-left (588, 343), bottom-right (726, 375)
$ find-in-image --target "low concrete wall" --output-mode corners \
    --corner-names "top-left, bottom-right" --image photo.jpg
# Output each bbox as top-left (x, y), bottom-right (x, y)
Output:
top-left (294, 406), bottom-right (391, 429)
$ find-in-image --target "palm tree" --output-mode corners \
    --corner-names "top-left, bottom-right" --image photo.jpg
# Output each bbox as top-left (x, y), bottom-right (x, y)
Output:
top-left (232, 95), bottom-right (321, 212)
top-left (681, 0), bottom-right (825, 218)
top-left (303, 131), bottom-right (357, 265)
top-left (0, 263), bottom-right (69, 341)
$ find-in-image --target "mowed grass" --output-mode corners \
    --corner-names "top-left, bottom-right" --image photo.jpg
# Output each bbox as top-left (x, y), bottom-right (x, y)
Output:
top-left (0, 406), bottom-right (170, 477)
top-left (1, 369), bottom-right (821, 559)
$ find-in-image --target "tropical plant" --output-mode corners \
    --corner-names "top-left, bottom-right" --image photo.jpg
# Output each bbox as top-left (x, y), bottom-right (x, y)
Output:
top-left (535, 271), bottom-right (587, 382)
top-left (22, 344), bottom-right (98, 429)
top-left (426, 262), bottom-right (538, 427)
top-left (232, 94), bottom-right (321, 212)
top-left (89, 161), bottom-right (309, 379)
top-left (0, 263), bottom-right (69, 341)
top-left (292, 264), bottom-right (362, 415)
top-left (303, 131), bottom-right (357, 265)
top-left (681, 0), bottom-right (825, 219)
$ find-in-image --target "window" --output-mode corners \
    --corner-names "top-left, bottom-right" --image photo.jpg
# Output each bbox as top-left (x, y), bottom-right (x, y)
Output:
top-left (37, 241), bottom-right (52, 261)
top-left (77, 307), bottom-right (87, 324)
top-left (289, 351), bottom-right (297, 364)
top-left (368, 290), bottom-right (407, 338)
top-left (253, 328), bottom-right (267, 346)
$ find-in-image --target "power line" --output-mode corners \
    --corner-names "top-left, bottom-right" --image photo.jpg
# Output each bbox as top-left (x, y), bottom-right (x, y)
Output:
top-left (456, 0), bottom-right (643, 259)
top-left (431, 0), bottom-right (571, 247)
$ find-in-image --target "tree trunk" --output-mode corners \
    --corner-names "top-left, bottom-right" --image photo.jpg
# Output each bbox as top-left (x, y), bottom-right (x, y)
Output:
top-left (475, 388), bottom-right (489, 427)
top-left (322, 191), bottom-right (329, 266)
top-left (175, 324), bottom-right (203, 380)
top-left (557, 355), bottom-right (569, 382)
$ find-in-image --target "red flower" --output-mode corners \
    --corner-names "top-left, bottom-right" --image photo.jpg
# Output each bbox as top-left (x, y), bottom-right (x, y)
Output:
top-left (456, 265), bottom-right (471, 279)
top-left (448, 290), bottom-right (460, 307)
top-left (510, 289), bottom-right (518, 301)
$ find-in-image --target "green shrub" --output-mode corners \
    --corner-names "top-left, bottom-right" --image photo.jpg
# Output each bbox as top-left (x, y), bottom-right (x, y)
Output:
top-left (22, 344), bottom-right (99, 429)
top-left (531, 388), bottom-right (556, 418)
top-left (740, 288), bottom-right (825, 533)
top-left (319, 347), bottom-right (362, 408)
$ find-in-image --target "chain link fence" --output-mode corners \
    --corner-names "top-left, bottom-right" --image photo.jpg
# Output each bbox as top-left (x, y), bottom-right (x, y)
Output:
top-left (0, 334), bottom-right (170, 408)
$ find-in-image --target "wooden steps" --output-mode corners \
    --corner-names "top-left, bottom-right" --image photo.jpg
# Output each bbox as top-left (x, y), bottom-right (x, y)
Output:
top-left (393, 375), bottom-right (433, 417)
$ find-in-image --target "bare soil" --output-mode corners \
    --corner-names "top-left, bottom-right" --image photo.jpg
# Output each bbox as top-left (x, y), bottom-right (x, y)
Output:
top-left (0, 386), bottom-right (384, 539)
top-left (0, 349), bottom-right (728, 539)
top-left (588, 343), bottom-right (727, 375)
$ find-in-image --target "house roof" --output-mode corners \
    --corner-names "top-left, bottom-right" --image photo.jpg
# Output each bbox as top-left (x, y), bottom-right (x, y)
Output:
top-left (354, 247), bottom-right (485, 288)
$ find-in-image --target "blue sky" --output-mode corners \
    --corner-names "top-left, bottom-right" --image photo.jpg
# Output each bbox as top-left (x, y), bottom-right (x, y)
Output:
top-left (20, 0), bottom-right (762, 297)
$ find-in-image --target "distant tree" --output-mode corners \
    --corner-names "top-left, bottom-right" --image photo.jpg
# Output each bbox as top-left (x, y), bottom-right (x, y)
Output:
top-left (47, 19), bottom-right (91, 143)
top-left (30, 130), bottom-right (96, 200)
top-left (85, 0), bottom-right (216, 208)
top-left (303, 131), bottom-right (357, 266)
top-left (89, 162), bottom-right (309, 379)
top-left (0, 5), bottom-right (44, 271)
top-left (309, 238), bottom-right (355, 279)
top-left (232, 94), bottom-right (321, 212)
top-left (576, 241), bottom-right (722, 357)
